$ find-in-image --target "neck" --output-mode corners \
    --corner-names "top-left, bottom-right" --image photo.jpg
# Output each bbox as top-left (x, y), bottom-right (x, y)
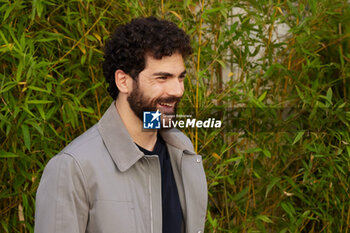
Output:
top-left (115, 97), bottom-right (158, 151)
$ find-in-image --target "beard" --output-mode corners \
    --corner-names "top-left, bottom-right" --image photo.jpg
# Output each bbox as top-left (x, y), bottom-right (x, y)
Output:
top-left (127, 80), bottom-right (182, 124)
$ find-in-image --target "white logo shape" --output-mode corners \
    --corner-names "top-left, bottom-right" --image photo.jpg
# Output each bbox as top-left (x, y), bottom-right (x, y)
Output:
top-left (150, 110), bottom-right (161, 122)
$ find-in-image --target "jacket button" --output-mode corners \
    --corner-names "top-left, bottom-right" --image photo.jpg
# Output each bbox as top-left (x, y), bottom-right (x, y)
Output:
top-left (196, 157), bottom-right (201, 163)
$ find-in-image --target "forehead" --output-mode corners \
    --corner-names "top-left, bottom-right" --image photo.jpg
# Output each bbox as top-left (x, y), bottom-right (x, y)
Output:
top-left (142, 53), bottom-right (185, 75)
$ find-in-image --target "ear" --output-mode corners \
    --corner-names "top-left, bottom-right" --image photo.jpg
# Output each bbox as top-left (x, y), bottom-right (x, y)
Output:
top-left (115, 69), bottom-right (133, 94)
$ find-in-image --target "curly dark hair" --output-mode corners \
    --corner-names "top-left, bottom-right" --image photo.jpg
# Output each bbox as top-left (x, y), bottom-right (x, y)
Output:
top-left (102, 16), bottom-right (193, 100)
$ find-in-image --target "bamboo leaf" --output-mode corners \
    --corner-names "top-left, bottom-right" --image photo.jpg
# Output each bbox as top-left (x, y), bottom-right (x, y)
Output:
top-left (26, 100), bottom-right (53, 104)
top-left (21, 124), bottom-right (31, 150)
top-left (292, 131), bottom-right (305, 145)
top-left (3, 2), bottom-right (15, 21)
top-left (258, 91), bottom-right (267, 102)
top-left (257, 215), bottom-right (273, 223)
top-left (28, 85), bottom-right (50, 93)
top-left (232, 187), bottom-right (249, 201)
top-left (265, 177), bottom-right (281, 198)
top-left (0, 150), bottom-right (19, 158)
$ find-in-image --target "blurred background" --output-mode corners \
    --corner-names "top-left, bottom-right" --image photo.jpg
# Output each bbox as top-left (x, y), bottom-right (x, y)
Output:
top-left (0, 0), bottom-right (349, 232)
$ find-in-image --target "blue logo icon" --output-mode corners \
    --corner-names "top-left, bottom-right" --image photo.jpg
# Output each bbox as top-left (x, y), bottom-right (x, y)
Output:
top-left (143, 110), bottom-right (161, 129)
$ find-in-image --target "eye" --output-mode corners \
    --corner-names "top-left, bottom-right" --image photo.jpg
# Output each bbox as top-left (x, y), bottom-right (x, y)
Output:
top-left (157, 76), bottom-right (168, 80)
top-left (179, 75), bottom-right (186, 80)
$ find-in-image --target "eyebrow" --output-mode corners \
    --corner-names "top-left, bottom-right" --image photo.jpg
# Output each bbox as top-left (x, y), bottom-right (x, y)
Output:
top-left (152, 70), bottom-right (187, 77)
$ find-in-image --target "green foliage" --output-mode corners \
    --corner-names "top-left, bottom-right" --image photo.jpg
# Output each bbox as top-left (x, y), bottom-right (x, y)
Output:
top-left (1, 0), bottom-right (349, 232)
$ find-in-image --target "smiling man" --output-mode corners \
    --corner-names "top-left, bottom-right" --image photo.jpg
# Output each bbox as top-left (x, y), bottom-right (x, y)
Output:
top-left (35, 17), bottom-right (208, 233)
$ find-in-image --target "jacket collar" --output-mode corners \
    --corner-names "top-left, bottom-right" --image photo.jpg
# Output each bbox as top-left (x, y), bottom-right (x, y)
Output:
top-left (159, 128), bottom-right (196, 155)
top-left (97, 102), bottom-right (196, 172)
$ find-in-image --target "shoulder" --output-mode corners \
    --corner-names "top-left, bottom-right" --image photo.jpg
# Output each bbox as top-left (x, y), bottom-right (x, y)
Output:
top-left (42, 124), bottom-right (102, 174)
top-left (56, 124), bottom-right (112, 167)
top-left (46, 124), bottom-right (110, 173)
top-left (62, 125), bottom-right (102, 156)
top-left (40, 123), bottom-right (114, 188)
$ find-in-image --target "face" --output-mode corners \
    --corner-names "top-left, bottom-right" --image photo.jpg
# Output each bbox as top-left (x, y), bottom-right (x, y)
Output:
top-left (127, 52), bottom-right (186, 122)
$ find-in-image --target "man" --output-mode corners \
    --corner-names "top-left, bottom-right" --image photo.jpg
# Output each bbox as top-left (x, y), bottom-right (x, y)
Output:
top-left (35, 17), bottom-right (208, 233)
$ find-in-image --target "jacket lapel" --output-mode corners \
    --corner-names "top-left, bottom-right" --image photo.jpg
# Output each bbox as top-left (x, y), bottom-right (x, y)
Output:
top-left (97, 102), bottom-right (144, 172)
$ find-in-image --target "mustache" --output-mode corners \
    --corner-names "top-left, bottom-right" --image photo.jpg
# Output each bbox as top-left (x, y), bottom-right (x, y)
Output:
top-left (155, 96), bottom-right (182, 104)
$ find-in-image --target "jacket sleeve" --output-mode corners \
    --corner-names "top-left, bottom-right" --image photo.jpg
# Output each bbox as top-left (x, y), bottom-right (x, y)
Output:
top-left (35, 153), bottom-right (89, 233)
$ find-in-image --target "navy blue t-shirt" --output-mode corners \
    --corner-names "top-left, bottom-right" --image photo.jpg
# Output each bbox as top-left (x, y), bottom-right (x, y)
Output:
top-left (137, 134), bottom-right (183, 233)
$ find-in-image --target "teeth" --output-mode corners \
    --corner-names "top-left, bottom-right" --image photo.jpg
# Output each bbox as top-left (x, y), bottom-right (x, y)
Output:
top-left (160, 103), bottom-right (174, 107)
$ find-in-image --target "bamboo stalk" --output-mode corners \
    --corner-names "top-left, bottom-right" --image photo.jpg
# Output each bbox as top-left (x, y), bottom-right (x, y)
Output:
top-left (194, 0), bottom-right (205, 153)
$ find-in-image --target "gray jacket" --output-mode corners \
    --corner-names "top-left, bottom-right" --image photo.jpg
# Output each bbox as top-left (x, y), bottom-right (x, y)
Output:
top-left (35, 102), bottom-right (208, 233)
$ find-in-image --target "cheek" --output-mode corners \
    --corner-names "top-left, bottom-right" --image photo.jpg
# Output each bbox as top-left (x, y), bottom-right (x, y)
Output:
top-left (150, 84), bottom-right (166, 96)
top-left (144, 85), bottom-right (163, 101)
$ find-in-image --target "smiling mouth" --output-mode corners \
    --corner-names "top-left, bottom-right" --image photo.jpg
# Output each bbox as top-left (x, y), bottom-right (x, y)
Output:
top-left (158, 102), bottom-right (175, 107)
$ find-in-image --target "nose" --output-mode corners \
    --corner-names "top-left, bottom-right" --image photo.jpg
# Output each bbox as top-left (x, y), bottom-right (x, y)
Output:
top-left (166, 77), bottom-right (184, 97)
